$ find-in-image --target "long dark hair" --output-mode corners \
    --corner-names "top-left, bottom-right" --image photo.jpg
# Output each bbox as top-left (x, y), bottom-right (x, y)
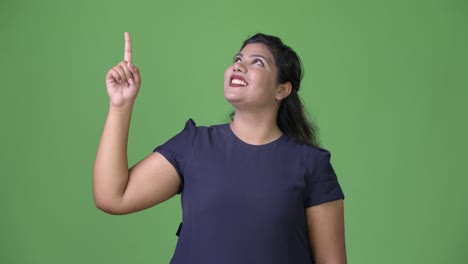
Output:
top-left (233, 33), bottom-right (320, 147)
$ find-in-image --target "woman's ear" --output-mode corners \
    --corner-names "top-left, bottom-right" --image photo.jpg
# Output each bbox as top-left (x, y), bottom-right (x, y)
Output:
top-left (275, 82), bottom-right (292, 101)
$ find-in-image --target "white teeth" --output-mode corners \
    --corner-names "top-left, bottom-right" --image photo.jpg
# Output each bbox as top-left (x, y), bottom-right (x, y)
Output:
top-left (231, 79), bottom-right (247, 85)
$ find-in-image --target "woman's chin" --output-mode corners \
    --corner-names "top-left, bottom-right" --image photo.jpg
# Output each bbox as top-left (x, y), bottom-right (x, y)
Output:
top-left (224, 94), bottom-right (243, 108)
top-left (224, 91), bottom-right (240, 103)
top-left (224, 97), bottom-right (238, 104)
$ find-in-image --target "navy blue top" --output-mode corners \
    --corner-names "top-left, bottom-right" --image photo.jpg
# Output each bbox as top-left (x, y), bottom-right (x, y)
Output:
top-left (154, 119), bottom-right (344, 264)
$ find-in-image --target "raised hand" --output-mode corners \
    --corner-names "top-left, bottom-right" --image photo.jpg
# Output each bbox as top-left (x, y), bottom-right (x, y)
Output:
top-left (106, 32), bottom-right (141, 107)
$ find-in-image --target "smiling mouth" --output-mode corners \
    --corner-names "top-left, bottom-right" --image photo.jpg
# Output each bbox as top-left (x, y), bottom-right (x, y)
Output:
top-left (230, 75), bottom-right (248, 86)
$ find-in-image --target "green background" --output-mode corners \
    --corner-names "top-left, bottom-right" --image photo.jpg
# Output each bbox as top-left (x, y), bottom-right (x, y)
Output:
top-left (1, 0), bottom-right (467, 263)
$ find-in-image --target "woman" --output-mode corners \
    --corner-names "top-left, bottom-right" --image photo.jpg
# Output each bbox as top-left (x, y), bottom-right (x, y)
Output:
top-left (93, 32), bottom-right (347, 264)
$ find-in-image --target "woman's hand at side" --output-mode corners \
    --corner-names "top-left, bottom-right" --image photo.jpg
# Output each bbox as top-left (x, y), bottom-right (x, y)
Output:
top-left (306, 200), bottom-right (347, 264)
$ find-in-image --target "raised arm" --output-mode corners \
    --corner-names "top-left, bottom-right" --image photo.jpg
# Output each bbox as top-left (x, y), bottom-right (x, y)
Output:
top-left (93, 32), bottom-right (180, 215)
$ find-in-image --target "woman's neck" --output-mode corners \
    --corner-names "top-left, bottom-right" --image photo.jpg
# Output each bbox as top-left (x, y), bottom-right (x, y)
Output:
top-left (230, 110), bottom-right (283, 145)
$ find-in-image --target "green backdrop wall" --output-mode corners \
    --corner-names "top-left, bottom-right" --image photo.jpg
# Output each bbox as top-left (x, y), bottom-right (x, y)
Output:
top-left (1, 0), bottom-right (467, 263)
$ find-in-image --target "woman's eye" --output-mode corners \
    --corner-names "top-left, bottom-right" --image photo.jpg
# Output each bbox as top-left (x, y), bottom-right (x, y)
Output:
top-left (233, 57), bottom-right (241, 63)
top-left (253, 59), bottom-right (264, 66)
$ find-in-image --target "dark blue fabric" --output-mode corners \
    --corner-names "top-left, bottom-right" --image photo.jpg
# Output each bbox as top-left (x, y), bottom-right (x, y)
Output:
top-left (154, 119), bottom-right (344, 264)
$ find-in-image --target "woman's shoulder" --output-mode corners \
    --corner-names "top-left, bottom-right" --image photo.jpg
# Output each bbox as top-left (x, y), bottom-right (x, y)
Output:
top-left (283, 136), bottom-right (332, 159)
top-left (180, 118), bottom-right (230, 136)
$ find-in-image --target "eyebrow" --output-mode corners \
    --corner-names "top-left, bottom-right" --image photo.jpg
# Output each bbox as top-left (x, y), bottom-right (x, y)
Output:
top-left (234, 52), bottom-right (273, 65)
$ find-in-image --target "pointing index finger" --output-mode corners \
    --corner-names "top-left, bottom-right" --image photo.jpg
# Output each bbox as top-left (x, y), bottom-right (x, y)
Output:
top-left (124, 32), bottom-right (132, 63)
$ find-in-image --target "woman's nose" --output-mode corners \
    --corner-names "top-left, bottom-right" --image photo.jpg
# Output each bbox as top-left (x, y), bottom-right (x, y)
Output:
top-left (233, 62), bottom-right (246, 72)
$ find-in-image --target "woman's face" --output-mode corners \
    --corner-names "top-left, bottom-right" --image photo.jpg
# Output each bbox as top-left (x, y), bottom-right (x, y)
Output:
top-left (224, 43), bottom-right (285, 111)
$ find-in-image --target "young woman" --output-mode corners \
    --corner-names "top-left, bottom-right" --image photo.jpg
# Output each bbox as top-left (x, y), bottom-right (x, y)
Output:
top-left (93, 32), bottom-right (347, 264)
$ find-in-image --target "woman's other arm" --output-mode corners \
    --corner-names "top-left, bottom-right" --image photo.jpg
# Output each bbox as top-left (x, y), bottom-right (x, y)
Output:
top-left (306, 200), bottom-right (347, 264)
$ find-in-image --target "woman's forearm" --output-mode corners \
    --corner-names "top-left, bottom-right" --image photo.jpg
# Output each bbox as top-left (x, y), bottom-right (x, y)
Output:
top-left (93, 104), bottom-right (134, 212)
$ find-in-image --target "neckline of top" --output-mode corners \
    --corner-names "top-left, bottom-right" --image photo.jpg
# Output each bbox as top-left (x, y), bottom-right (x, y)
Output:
top-left (222, 123), bottom-right (287, 148)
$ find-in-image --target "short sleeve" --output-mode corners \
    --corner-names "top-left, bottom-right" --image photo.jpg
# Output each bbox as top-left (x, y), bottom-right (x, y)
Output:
top-left (304, 149), bottom-right (345, 208)
top-left (153, 119), bottom-right (197, 193)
